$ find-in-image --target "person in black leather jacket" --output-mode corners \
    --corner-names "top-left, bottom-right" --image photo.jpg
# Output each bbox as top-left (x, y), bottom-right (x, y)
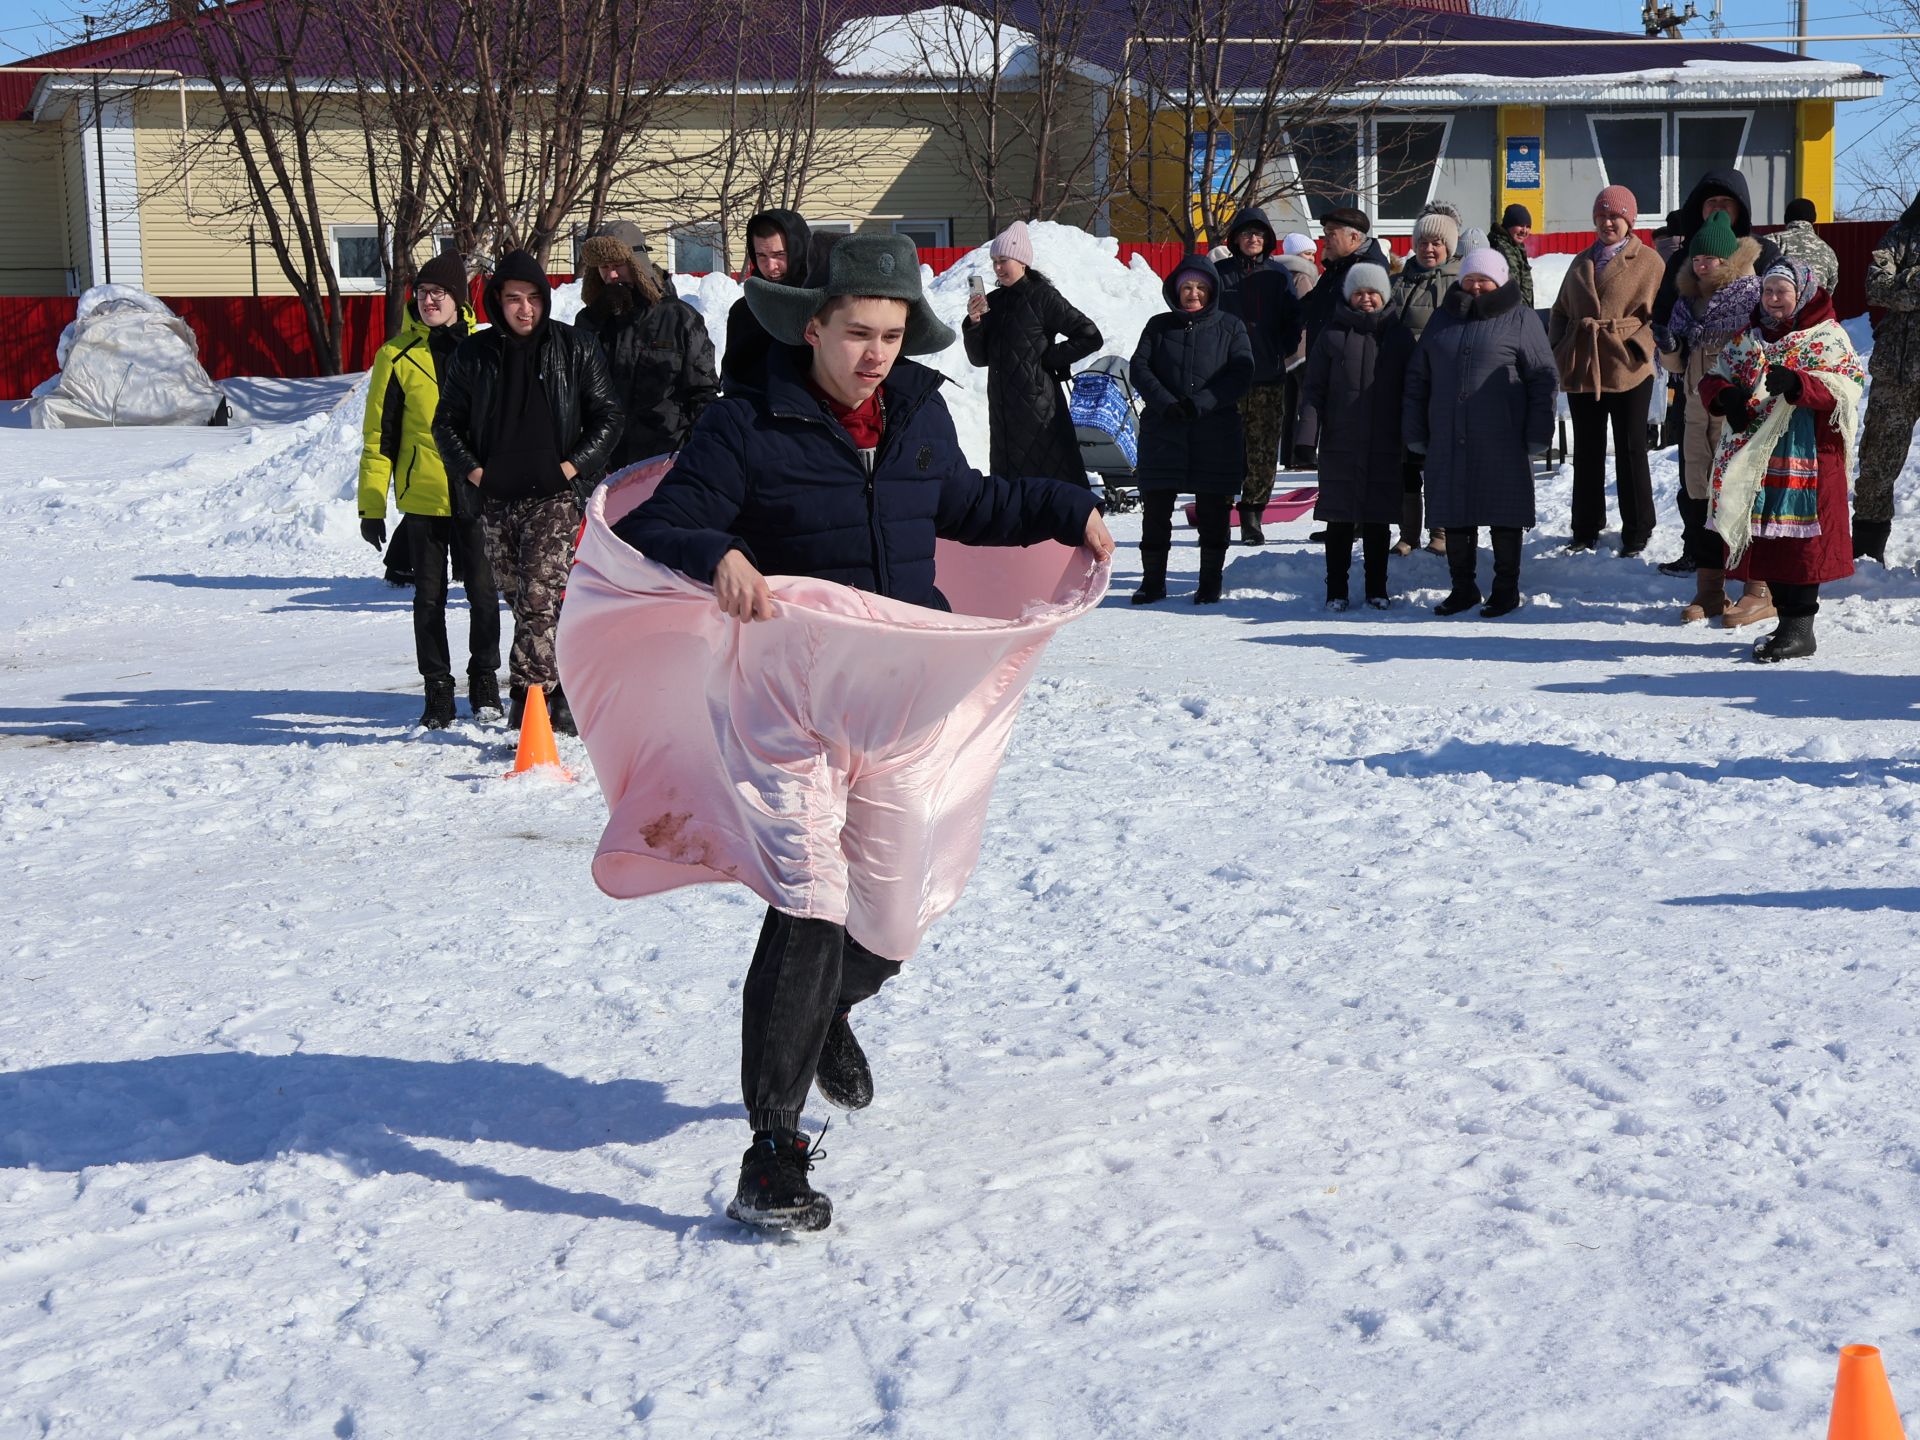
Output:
top-left (433, 249), bottom-right (623, 734)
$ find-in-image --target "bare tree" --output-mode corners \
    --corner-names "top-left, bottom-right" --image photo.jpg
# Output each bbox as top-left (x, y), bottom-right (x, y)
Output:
top-left (1847, 1), bottom-right (1920, 218)
top-left (1472, 0), bottom-right (1537, 18)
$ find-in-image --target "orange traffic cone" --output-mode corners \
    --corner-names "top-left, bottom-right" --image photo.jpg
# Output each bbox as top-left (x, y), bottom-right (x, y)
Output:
top-left (505, 684), bottom-right (572, 781)
top-left (1829, 1345), bottom-right (1906, 1440)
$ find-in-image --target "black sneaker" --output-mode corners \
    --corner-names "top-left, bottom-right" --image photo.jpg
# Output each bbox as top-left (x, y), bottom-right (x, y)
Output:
top-left (726, 1127), bottom-right (832, 1232)
top-left (469, 670), bottom-right (503, 719)
top-left (1657, 554), bottom-right (1697, 577)
top-left (815, 1010), bottom-right (873, 1111)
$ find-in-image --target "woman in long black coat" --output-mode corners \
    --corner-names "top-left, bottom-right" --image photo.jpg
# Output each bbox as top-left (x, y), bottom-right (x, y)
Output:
top-left (962, 221), bottom-right (1102, 484)
top-left (1295, 261), bottom-right (1414, 609)
top-left (1128, 255), bottom-right (1255, 606)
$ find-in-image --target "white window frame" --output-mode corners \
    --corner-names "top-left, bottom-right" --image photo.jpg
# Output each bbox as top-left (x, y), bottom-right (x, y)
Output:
top-left (892, 218), bottom-right (952, 248)
top-left (1672, 110), bottom-right (1753, 211)
top-left (669, 224), bottom-right (725, 274)
top-left (810, 221), bottom-right (855, 235)
top-left (1275, 114), bottom-right (1454, 236)
top-left (1587, 111), bottom-right (1669, 217)
top-left (329, 223), bottom-right (386, 292)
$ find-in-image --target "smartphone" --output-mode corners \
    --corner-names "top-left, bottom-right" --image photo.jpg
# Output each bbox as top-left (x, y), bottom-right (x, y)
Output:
top-left (968, 274), bottom-right (985, 299)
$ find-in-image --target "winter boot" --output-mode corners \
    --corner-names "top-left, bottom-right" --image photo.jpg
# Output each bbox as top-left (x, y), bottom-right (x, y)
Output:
top-left (419, 677), bottom-right (456, 730)
top-left (546, 684), bottom-right (578, 737)
top-left (1752, 614), bottom-right (1818, 663)
top-left (726, 1127), bottom-right (832, 1232)
top-left (1193, 547), bottom-right (1227, 605)
top-left (1657, 552), bottom-right (1698, 578)
top-left (814, 1010), bottom-right (873, 1111)
top-left (1853, 518), bottom-right (1892, 564)
top-left (1479, 527), bottom-right (1524, 617)
top-left (1130, 548), bottom-right (1169, 605)
top-left (1424, 529), bottom-right (1447, 556)
top-left (1433, 530), bottom-right (1482, 616)
top-left (1238, 505), bottom-right (1266, 546)
top-left (1680, 568), bottom-right (1728, 624)
top-left (508, 684), bottom-right (527, 730)
top-left (468, 669), bottom-right (503, 719)
top-left (1719, 580), bottom-right (1776, 629)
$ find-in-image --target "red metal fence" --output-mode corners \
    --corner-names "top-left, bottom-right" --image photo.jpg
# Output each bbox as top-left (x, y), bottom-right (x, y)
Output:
top-left (1, 224), bottom-right (1894, 401)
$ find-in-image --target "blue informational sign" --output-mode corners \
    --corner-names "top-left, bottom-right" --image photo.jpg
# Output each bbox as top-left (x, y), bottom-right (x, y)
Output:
top-left (1189, 133), bottom-right (1234, 195)
top-left (1505, 137), bottom-right (1542, 191)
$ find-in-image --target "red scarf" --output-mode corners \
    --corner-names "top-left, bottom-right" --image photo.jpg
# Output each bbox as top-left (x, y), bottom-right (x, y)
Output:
top-left (807, 378), bottom-right (885, 450)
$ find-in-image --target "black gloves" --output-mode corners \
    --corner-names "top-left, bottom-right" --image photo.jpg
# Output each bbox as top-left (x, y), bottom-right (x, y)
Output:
top-left (361, 517), bottom-right (387, 550)
top-left (1173, 397), bottom-right (1199, 421)
top-left (1652, 323), bottom-right (1677, 355)
top-left (1708, 384), bottom-right (1753, 422)
top-left (1293, 444), bottom-right (1317, 470)
top-left (1765, 364), bottom-right (1804, 402)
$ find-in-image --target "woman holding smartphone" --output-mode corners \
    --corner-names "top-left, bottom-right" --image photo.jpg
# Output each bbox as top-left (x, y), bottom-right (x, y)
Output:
top-left (963, 221), bottom-right (1103, 485)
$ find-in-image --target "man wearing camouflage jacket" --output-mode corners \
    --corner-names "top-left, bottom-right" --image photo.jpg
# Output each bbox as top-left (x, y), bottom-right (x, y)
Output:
top-left (1855, 194), bottom-right (1920, 562)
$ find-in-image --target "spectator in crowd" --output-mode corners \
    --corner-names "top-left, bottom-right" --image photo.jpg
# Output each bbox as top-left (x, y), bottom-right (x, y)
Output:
top-left (1655, 170), bottom-right (1781, 327)
top-left (1404, 249), bottom-right (1558, 618)
top-left (1390, 201), bottom-right (1464, 556)
top-left (581, 219), bottom-right (676, 299)
top-left (1655, 211), bottom-right (1763, 623)
top-left (359, 251), bottom-right (500, 729)
top-left (1549, 185), bottom-right (1664, 556)
top-left (1295, 261), bottom-right (1412, 610)
top-left (610, 234), bottom-right (1110, 1230)
top-left (1128, 256), bottom-right (1255, 606)
top-left (722, 209), bottom-right (814, 391)
top-left (1774, 198), bottom-right (1840, 295)
top-left (1212, 208), bottom-right (1302, 544)
top-left (963, 220), bottom-right (1103, 486)
top-left (1855, 188), bottom-right (1920, 562)
top-left (1301, 208), bottom-right (1391, 355)
top-left (1700, 256), bottom-right (1863, 661)
top-left (1489, 204), bottom-right (1535, 309)
top-left (433, 249), bottom-right (623, 735)
top-left (576, 227), bottom-right (719, 469)
top-left (1273, 233), bottom-right (1321, 471)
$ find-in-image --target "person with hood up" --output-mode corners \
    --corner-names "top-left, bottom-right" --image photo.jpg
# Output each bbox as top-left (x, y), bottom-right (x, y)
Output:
top-left (1775, 198), bottom-right (1839, 294)
top-left (1390, 201), bottom-right (1465, 556)
top-left (1128, 255), bottom-right (1256, 605)
top-left (1212, 208), bottom-right (1302, 544)
top-left (1655, 210), bottom-right (1764, 624)
top-left (575, 226), bottom-right (718, 470)
top-left (721, 208), bottom-right (813, 391)
top-left (1489, 204), bottom-right (1535, 309)
top-left (432, 249), bottom-right (624, 735)
top-left (1655, 168), bottom-right (1782, 333)
top-left (962, 220), bottom-right (1103, 485)
top-left (1403, 249), bottom-right (1559, 618)
top-left (1549, 185), bottom-right (1665, 556)
top-left (1699, 256), bottom-right (1863, 661)
top-left (1855, 189), bottom-right (1920, 563)
top-left (597, 234), bottom-right (1112, 1231)
top-left (1295, 261), bottom-right (1413, 610)
top-left (1301, 207), bottom-right (1392, 357)
top-left (359, 250), bottom-right (501, 729)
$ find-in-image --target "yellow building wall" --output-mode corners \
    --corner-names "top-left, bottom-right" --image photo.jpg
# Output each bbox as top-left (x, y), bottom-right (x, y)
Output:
top-left (0, 121), bottom-right (75, 294)
top-left (1794, 100), bottom-right (1835, 221)
top-left (1497, 105), bottom-right (1546, 229)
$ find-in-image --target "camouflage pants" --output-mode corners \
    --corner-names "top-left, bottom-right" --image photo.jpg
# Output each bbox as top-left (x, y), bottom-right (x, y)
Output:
top-left (1239, 382), bottom-right (1288, 509)
top-left (483, 491), bottom-right (581, 690)
top-left (1856, 380), bottom-right (1919, 524)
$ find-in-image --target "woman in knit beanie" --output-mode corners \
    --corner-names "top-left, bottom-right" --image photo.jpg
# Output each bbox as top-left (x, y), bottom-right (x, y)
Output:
top-left (1548, 185), bottom-right (1665, 555)
top-left (1389, 201), bottom-right (1464, 556)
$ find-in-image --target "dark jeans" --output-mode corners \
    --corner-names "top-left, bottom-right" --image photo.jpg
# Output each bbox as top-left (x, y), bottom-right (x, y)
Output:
top-left (1324, 522), bottom-right (1390, 600)
top-left (1774, 582), bottom-right (1820, 618)
top-left (1675, 490), bottom-right (1724, 569)
top-left (1140, 490), bottom-right (1231, 553)
top-left (1569, 376), bottom-right (1655, 548)
top-left (407, 514), bottom-right (501, 681)
top-left (1446, 526), bottom-right (1523, 596)
top-left (741, 906), bottom-right (900, 1134)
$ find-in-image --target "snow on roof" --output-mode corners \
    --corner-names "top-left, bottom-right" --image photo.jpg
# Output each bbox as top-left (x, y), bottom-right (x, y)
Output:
top-left (830, 6), bottom-right (1036, 81)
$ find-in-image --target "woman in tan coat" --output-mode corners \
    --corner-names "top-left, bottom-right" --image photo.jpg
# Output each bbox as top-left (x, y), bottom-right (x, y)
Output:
top-left (1549, 185), bottom-right (1666, 555)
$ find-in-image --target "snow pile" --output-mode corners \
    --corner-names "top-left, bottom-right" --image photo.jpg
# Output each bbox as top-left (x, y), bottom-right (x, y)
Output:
top-left (29, 285), bottom-right (227, 430)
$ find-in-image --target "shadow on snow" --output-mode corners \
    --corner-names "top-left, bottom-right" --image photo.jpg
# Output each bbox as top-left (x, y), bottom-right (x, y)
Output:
top-left (1665, 888), bottom-right (1920, 913)
top-left (1358, 737), bottom-right (1920, 790)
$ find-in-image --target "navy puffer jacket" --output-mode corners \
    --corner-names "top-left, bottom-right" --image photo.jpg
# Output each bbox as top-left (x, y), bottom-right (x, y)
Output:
top-left (613, 345), bottom-right (1099, 610)
top-left (1129, 256), bottom-right (1256, 495)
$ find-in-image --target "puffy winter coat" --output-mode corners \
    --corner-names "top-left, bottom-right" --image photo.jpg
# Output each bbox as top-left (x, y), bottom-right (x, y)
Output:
top-left (1659, 235), bottom-right (1763, 499)
top-left (1548, 234), bottom-right (1664, 396)
top-left (1489, 226), bottom-right (1535, 309)
top-left (1303, 236), bottom-right (1393, 353)
top-left (359, 303), bottom-right (473, 520)
top-left (1656, 169), bottom-right (1783, 324)
top-left (432, 270), bottom-right (624, 506)
top-left (576, 291), bottom-right (720, 468)
top-left (1216, 239), bottom-right (1303, 387)
top-left (1129, 257), bottom-right (1256, 495)
top-left (1866, 212), bottom-right (1920, 385)
top-left (1297, 300), bottom-right (1416, 526)
top-left (1391, 253), bottom-right (1461, 343)
top-left (611, 346), bottom-right (1099, 610)
top-left (961, 270), bottom-right (1102, 483)
top-left (1404, 280), bottom-right (1559, 530)
top-left (1213, 210), bottom-right (1279, 313)
top-left (722, 208), bottom-right (814, 392)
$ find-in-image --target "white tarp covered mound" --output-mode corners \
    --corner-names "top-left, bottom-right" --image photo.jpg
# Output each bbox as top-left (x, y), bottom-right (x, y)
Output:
top-left (29, 285), bottom-right (226, 429)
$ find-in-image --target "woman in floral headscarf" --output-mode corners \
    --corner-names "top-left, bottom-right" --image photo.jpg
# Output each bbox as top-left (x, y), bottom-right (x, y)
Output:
top-left (1698, 255), bottom-right (1865, 662)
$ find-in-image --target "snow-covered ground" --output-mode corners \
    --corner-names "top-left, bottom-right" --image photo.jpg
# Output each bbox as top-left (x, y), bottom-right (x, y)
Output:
top-left (4, 233), bottom-right (1920, 1438)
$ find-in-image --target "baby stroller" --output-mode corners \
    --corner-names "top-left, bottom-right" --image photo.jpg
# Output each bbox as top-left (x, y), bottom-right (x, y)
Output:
top-left (1070, 355), bottom-right (1140, 513)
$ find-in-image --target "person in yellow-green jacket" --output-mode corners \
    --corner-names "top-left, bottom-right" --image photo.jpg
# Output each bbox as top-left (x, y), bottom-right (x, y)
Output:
top-left (358, 252), bottom-right (502, 728)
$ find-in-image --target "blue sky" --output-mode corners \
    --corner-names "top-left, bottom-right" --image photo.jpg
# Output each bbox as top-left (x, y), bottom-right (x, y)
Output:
top-left (1, 0), bottom-right (1909, 211)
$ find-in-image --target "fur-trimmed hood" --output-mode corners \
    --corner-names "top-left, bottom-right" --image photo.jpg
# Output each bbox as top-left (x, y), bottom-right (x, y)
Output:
top-left (1676, 235), bottom-right (1763, 301)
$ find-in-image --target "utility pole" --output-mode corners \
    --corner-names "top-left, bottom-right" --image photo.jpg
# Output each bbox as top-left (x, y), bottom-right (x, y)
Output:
top-left (83, 14), bottom-right (111, 285)
top-left (1797, 0), bottom-right (1810, 57)
top-left (1642, 3), bottom-right (1701, 40)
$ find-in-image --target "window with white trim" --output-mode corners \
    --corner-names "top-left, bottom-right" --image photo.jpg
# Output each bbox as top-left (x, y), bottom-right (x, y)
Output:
top-left (1280, 115), bottom-right (1452, 232)
top-left (1589, 114), bottom-right (1666, 220)
top-left (671, 224), bottom-right (724, 274)
top-left (330, 224), bottom-right (385, 290)
top-left (1676, 113), bottom-right (1751, 200)
top-left (892, 219), bottom-right (951, 249)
